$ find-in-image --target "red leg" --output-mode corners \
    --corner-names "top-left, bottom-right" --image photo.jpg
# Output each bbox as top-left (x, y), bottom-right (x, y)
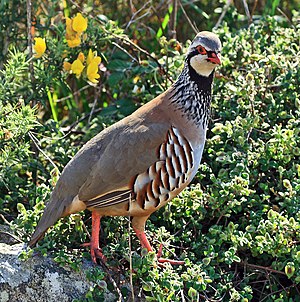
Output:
top-left (81, 212), bottom-right (106, 264)
top-left (134, 227), bottom-right (153, 252)
top-left (133, 227), bottom-right (184, 265)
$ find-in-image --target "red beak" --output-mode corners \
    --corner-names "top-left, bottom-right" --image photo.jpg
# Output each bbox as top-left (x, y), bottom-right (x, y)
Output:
top-left (207, 52), bottom-right (221, 65)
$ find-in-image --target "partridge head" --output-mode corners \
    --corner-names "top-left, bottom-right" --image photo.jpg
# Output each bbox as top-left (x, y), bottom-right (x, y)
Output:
top-left (29, 31), bottom-right (222, 265)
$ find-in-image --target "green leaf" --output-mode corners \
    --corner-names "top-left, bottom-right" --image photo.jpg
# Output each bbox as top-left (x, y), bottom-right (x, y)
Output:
top-left (285, 263), bottom-right (295, 278)
top-left (188, 287), bottom-right (197, 299)
top-left (156, 4), bottom-right (173, 38)
top-left (271, 0), bottom-right (280, 15)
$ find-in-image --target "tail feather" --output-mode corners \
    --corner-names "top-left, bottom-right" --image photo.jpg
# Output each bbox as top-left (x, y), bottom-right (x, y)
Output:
top-left (28, 196), bottom-right (66, 247)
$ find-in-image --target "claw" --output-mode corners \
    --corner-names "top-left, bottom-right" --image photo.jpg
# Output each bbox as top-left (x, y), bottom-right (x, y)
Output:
top-left (133, 227), bottom-right (184, 266)
top-left (90, 247), bottom-right (107, 263)
top-left (157, 243), bottom-right (163, 258)
top-left (157, 257), bottom-right (185, 265)
top-left (80, 242), bottom-right (91, 247)
top-left (156, 243), bottom-right (184, 265)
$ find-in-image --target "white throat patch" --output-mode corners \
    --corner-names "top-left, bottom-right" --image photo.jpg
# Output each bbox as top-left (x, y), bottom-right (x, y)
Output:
top-left (190, 55), bottom-right (216, 77)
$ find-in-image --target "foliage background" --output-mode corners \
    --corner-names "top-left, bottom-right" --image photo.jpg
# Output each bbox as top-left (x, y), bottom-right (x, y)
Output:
top-left (0, 0), bottom-right (299, 301)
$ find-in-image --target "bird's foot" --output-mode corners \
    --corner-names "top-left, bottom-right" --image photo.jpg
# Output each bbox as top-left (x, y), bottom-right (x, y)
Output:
top-left (156, 243), bottom-right (184, 265)
top-left (81, 242), bottom-right (107, 264)
top-left (134, 228), bottom-right (184, 266)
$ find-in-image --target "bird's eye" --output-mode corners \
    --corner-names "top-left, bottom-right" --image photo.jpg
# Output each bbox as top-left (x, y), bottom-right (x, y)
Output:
top-left (197, 45), bottom-right (207, 55)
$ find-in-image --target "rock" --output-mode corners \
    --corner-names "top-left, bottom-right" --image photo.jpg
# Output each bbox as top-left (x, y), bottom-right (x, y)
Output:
top-left (0, 225), bottom-right (20, 245)
top-left (0, 242), bottom-right (92, 302)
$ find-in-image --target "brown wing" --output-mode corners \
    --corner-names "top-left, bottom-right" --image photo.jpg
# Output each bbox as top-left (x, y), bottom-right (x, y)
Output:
top-left (77, 120), bottom-right (171, 203)
top-left (82, 125), bottom-right (195, 213)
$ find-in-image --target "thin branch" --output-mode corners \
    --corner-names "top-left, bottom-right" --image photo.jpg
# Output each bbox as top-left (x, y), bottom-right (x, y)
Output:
top-left (128, 215), bottom-right (135, 301)
top-left (111, 42), bottom-right (138, 63)
top-left (169, 0), bottom-right (178, 39)
top-left (118, 35), bottom-right (174, 84)
top-left (99, 262), bottom-right (124, 302)
top-left (237, 261), bottom-right (287, 276)
top-left (88, 86), bottom-right (102, 124)
top-left (250, 0), bottom-right (259, 17)
top-left (55, 85), bottom-right (90, 103)
top-left (214, 0), bottom-right (232, 30)
top-left (59, 107), bottom-right (103, 140)
top-left (27, 0), bottom-right (39, 186)
top-left (0, 231), bottom-right (23, 243)
top-left (128, 193), bottom-right (135, 301)
top-left (178, 0), bottom-right (198, 34)
top-left (241, 0), bottom-right (252, 24)
top-left (276, 7), bottom-right (296, 29)
top-left (69, 1), bottom-right (173, 83)
top-left (28, 131), bottom-right (61, 175)
top-left (241, 0), bottom-right (254, 53)
top-left (0, 214), bottom-right (12, 226)
top-left (260, 286), bottom-right (297, 302)
top-left (81, 219), bottom-right (91, 239)
top-left (29, 106), bottom-right (103, 144)
top-left (125, 0), bottom-right (152, 30)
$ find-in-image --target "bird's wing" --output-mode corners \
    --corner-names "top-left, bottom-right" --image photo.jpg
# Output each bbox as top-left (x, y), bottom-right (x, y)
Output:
top-left (77, 118), bottom-right (171, 204)
top-left (79, 122), bottom-right (196, 212)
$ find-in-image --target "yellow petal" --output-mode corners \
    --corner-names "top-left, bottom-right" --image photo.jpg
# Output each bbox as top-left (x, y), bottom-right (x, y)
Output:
top-left (86, 49), bottom-right (94, 65)
top-left (88, 73), bottom-right (100, 84)
top-left (72, 13), bottom-right (88, 33)
top-left (91, 56), bottom-right (101, 65)
top-left (67, 36), bottom-right (81, 48)
top-left (86, 49), bottom-right (101, 66)
top-left (66, 17), bottom-right (72, 27)
top-left (71, 59), bottom-right (84, 77)
top-left (65, 17), bottom-right (73, 35)
top-left (87, 61), bottom-right (98, 74)
top-left (77, 52), bottom-right (85, 63)
top-left (133, 75), bottom-right (140, 84)
top-left (87, 62), bottom-right (100, 83)
top-left (63, 61), bottom-right (72, 71)
top-left (33, 37), bottom-right (46, 58)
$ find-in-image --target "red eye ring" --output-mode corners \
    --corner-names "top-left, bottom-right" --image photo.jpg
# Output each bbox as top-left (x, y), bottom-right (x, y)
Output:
top-left (197, 45), bottom-right (207, 55)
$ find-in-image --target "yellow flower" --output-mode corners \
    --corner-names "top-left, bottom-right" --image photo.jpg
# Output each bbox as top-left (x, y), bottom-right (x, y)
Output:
top-left (67, 35), bottom-right (81, 48)
top-left (33, 37), bottom-right (46, 58)
top-left (77, 52), bottom-right (85, 63)
top-left (72, 13), bottom-right (88, 33)
top-left (86, 49), bottom-right (94, 65)
top-left (63, 61), bottom-right (72, 71)
top-left (87, 49), bottom-right (101, 65)
top-left (65, 14), bottom-right (87, 48)
top-left (65, 17), bottom-right (82, 47)
top-left (86, 49), bottom-right (101, 84)
top-left (133, 75), bottom-right (140, 84)
top-left (87, 61), bottom-right (100, 84)
top-left (65, 17), bottom-right (75, 37)
top-left (71, 59), bottom-right (84, 77)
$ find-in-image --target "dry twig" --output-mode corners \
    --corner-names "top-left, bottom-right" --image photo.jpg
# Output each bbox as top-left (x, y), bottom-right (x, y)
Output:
top-left (28, 131), bottom-right (61, 175)
top-left (214, 0), bottom-right (232, 29)
top-left (237, 260), bottom-right (287, 276)
top-left (178, 0), bottom-right (198, 34)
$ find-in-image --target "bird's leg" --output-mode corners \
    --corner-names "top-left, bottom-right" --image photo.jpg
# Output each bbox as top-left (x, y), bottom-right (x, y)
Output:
top-left (133, 227), bottom-right (153, 252)
top-left (81, 211), bottom-right (106, 264)
top-left (133, 226), bottom-right (184, 265)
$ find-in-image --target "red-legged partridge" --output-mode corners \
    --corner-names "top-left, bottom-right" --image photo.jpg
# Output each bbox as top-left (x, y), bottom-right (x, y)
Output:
top-left (29, 31), bottom-right (222, 265)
